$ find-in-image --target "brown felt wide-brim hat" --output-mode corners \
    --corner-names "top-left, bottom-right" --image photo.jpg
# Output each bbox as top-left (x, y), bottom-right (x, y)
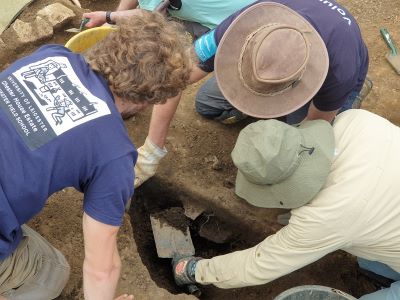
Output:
top-left (215, 2), bottom-right (329, 119)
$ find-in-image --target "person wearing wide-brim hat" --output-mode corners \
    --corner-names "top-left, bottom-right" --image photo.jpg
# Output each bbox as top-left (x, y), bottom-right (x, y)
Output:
top-left (172, 109), bottom-right (400, 299)
top-left (198, 0), bottom-right (370, 124)
top-left (132, 0), bottom-right (371, 189)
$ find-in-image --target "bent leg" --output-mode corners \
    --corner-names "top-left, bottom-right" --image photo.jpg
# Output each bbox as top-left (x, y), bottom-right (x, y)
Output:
top-left (195, 76), bottom-right (247, 124)
top-left (358, 258), bottom-right (400, 281)
top-left (358, 258), bottom-right (400, 300)
top-left (339, 91), bottom-right (360, 113)
top-left (179, 20), bottom-right (209, 40)
top-left (359, 281), bottom-right (400, 300)
top-left (195, 76), bottom-right (234, 118)
top-left (0, 225), bottom-right (70, 300)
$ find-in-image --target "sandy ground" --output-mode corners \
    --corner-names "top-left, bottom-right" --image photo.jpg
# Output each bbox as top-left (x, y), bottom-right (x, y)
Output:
top-left (0, 0), bottom-right (399, 299)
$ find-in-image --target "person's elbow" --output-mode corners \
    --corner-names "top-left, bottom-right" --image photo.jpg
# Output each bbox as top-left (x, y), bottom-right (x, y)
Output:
top-left (83, 255), bottom-right (122, 282)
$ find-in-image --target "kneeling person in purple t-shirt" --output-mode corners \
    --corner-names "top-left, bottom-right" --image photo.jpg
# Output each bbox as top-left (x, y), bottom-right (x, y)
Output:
top-left (0, 12), bottom-right (191, 300)
top-left (193, 0), bottom-right (370, 125)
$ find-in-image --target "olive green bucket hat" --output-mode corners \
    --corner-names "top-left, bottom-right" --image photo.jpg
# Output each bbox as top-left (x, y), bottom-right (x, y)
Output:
top-left (231, 119), bottom-right (335, 209)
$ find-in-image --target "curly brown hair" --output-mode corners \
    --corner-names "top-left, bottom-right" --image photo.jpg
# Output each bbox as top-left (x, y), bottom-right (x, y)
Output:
top-left (84, 11), bottom-right (192, 104)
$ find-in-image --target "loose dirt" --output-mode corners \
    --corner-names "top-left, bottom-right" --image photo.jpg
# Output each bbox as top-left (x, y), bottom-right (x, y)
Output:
top-left (151, 207), bottom-right (190, 233)
top-left (1, 0), bottom-right (399, 299)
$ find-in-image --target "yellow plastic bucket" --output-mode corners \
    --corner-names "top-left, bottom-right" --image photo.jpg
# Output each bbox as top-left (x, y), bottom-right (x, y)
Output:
top-left (65, 26), bottom-right (117, 53)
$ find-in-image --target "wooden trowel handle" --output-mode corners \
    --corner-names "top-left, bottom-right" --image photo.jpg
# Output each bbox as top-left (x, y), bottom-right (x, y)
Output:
top-left (154, 0), bottom-right (182, 13)
top-left (154, 0), bottom-right (170, 12)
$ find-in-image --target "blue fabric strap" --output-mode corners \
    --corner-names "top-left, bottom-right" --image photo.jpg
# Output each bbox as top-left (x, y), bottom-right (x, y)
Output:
top-left (194, 30), bottom-right (217, 62)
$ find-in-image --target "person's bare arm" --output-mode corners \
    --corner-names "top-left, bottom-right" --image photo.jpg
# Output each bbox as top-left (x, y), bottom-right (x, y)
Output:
top-left (83, 9), bottom-right (143, 28)
top-left (82, 213), bottom-right (131, 300)
top-left (306, 101), bottom-right (339, 123)
top-left (134, 65), bottom-right (208, 187)
top-left (117, 0), bottom-right (139, 10)
top-left (148, 65), bottom-right (209, 148)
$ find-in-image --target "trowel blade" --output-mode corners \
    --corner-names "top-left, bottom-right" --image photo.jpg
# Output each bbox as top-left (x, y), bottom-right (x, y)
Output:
top-left (65, 28), bottom-right (80, 33)
top-left (386, 53), bottom-right (400, 74)
top-left (150, 215), bottom-right (195, 258)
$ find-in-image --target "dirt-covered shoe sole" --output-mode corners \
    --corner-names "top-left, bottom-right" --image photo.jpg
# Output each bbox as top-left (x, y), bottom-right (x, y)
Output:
top-left (215, 109), bottom-right (248, 125)
top-left (352, 76), bottom-right (373, 109)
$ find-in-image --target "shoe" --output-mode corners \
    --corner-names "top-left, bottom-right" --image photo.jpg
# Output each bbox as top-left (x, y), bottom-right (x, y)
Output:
top-left (352, 76), bottom-right (373, 109)
top-left (214, 109), bottom-right (248, 125)
top-left (172, 256), bottom-right (202, 286)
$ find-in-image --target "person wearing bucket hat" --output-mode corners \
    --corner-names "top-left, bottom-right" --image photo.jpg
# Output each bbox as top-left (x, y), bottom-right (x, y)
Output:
top-left (132, 0), bottom-right (371, 189)
top-left (172, 109), bottom-right (400, 300)
top-left (0, 13), bottom-right (192, 300)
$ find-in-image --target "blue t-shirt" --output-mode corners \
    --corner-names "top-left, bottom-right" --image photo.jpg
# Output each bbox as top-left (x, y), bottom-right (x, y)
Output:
top-left (194, 0), bottom-right (369, 112)
top-left (138, 0), bottom-right (254, 29)
top-left (0, 45), bottom-right (137, 260)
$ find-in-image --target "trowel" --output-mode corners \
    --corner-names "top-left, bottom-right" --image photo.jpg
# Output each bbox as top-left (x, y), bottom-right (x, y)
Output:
top-left (65, 18), bottom-right (89, 33)
top-left (150, 212), bottom-right (201, 296)
top-left (380, 28), bottom-right (400, 74)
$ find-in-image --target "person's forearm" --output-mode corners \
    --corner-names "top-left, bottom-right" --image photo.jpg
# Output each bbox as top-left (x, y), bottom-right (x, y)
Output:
top-left (306, 101), bottom-right (338, 123)
top-left (83, 248), bottom-right (121, 300)
top-left (148, 93), bottom-right (181, 148)
top-left (117, 0), bottom-right (139, 10)
top-left (147, 65), bottom-right (208, 147)
top-left (195, 222), bottom-right (339, 289)
top-left (112, 9), bottom-right (143, 24)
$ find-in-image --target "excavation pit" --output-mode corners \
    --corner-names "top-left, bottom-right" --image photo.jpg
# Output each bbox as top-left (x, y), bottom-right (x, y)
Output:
top-left (129, 179), bottom-right (377, 299)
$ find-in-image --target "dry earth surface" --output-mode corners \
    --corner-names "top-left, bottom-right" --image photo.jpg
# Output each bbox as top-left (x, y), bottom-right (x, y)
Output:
top-left (0, 0), bottom-right (399, 299)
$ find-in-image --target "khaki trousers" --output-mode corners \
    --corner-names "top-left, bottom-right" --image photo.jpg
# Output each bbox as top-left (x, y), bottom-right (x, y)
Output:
top-left (0, 225), bottom-right (70, 300)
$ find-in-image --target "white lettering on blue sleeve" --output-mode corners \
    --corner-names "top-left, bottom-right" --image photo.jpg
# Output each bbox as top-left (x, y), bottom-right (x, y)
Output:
top-left (316, 0), bottom-right (352, 25)
top-left (194, 30), bottom-right (217, 62)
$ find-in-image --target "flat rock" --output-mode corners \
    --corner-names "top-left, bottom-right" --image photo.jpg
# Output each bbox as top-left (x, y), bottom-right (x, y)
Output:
top-left (0, 38), bottom-right (6, 50)
top-left (198, 216), bottom-right (234, 244)
top-left (37, 3), bottom-right (75, 29)
top-left (12, 17), bottom-right (53, 44)
top-left (183, 201), bottom-right (204, 220)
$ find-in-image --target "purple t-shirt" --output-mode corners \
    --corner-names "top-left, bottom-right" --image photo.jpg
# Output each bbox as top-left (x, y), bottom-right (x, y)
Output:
top-left (0, 45), bottom-right (137, 259)
top-left (194, 0), bottom-right (369, 112)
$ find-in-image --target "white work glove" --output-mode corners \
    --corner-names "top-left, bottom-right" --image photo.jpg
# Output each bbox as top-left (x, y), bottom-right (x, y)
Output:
top-left (134, 137), bottom-right (167, 188)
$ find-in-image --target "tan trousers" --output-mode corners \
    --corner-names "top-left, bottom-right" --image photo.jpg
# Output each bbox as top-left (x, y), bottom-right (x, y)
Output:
top-left (0, 225), bottom-right (70, 300)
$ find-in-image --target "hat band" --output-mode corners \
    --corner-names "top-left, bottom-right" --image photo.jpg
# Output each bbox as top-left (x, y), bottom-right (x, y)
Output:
top-left (237, 24), bottom-right (308, 97)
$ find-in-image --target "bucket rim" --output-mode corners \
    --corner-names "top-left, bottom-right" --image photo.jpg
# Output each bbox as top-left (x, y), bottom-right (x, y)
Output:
top-left (273, 285), bottom-right (357, 300)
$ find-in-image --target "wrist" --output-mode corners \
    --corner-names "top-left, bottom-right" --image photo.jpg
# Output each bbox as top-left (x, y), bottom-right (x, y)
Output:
top-left (105, 11), bottom-right (116, 25)
top-left (145, 137), bottom-right (167, 158)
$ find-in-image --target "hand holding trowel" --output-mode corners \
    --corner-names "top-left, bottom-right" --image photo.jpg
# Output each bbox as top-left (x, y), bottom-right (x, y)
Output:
top-left (65, 18), bottom-right (90, 33)
top-left (68, 0), bottom-right (181, 32)
top-left (380, 28), bottom-right (400, 74)
top-left (150, 208), bottom-right (201, 296)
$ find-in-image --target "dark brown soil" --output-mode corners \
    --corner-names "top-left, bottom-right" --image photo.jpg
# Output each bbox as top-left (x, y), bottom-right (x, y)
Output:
top-left (197, 214), bottom-right (234, 244)
top-left (151, 207), bottom-right (190, 233)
